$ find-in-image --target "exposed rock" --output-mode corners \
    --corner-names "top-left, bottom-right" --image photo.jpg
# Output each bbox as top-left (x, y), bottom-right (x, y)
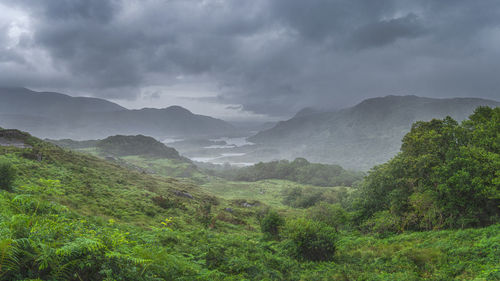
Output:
top-left (173, 190), bottom-right (194, 199)
top-left (224, 207), bottom-right (233, 213)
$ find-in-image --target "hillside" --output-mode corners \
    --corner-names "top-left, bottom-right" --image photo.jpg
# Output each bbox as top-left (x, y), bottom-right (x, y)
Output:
top-left (48, 134), bottom-right (204, 181)
top-left (96, 135), bottom-right (182, 159)
top-left (249, 95), bottom-right (500, 170)
top-left (0, 87), bottom-right (126, 117)
top-left (0, 88), bottom-right (236, 140)
top-left (0, 107), bottom-right (499, 280)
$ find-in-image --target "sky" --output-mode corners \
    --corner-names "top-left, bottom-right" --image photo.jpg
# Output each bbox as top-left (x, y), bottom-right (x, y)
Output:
top-left (0, 0), bottom-right (499, 120)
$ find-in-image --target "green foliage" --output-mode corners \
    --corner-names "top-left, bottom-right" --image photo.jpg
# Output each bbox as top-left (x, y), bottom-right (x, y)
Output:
top-left (307, 202), bottom-right (348, 231)
top-left (282, 218), bottom-right (337, 262)
top-left (97, 134), bottom-right (183, 159)
top-left (0, 122), bottom-right (499, 280)
top-left (282, 186), bottom-right (349, 208)
top-left (219, 158), bottom-right (363, 187)
top-left (354, 107), bottom-right (500, 232)
top-left (260, 211), bottom-right (284, 240)
top-left (0, 161), bottom-right (15, 191)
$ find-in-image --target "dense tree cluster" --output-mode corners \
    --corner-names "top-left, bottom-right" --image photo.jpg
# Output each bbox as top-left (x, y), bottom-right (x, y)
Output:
top-left (353, 107), bottom-right (500, 232)
top-left (220, 158), bottom-right (363, 187)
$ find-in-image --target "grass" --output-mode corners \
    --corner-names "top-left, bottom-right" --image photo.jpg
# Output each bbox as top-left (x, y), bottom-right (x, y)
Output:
top-left (1, 131), bottom-right (498, 280)
top-left (201, 178), bottom-right (348, 209)
top-left (121, 155), bottom-right (208, 183)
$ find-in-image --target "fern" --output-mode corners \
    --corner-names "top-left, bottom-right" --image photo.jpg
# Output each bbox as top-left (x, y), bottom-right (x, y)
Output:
top-left (0, 239), bottom-right (22, 278)
top-left (55, 238), bottom-right (105, 257)
top-left (105, 251), bottom-right (153, 266)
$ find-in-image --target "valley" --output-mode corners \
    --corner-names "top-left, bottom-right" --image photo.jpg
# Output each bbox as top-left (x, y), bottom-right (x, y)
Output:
top-left (2, 1), bottom-right (500, 279)
top-left (0, 105), bottom-right (498, 280)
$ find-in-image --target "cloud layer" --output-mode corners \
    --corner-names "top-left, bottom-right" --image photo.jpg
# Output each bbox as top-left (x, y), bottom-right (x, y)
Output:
top-left (1, 0), bottom-right (499, 118)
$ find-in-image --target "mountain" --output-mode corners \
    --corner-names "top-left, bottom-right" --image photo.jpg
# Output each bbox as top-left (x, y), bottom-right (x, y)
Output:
top-left (0, 87), bottom-right (126, 117)
top-left (249, 95), bottom-right (500, 170)
top-left (0, 87), bottom-right (235, 140)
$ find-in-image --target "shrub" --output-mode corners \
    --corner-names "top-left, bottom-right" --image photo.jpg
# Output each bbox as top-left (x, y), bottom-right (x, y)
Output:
top-left (282, 218), bottom-right (337, 261)
top-left (0, 161), bottom-right (15, 191)
top-left (152, 195), bottom-right (175, 209)
top-left (282, 187), bottom-right (323, 208)
top-left (361, 210), bottom-right (400, 236)
top-left (307, 203), bottom-right (348, 231)
top-left (261, 211), bottom-right (284, 240)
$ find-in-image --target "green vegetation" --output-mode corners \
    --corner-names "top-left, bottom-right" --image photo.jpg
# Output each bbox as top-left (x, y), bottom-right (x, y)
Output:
top-left (120, 155), bottom-right (207, 183)
top-left (306, 202), bottom-right (348, 231)
top-left (97, 135), bottom-right (183, 159)
top-left (282, 218), bottom-right (337, 262)
top-left (260, 211), bottom-right (284, 240)
top-left (353, 106), bottom-right (500, 233)
top-left (202, 178), bottom-right (349, 209)
top-left (0, 161), bottom-right (15, 191)
top-left (0, 106), bottom-right (499, 280)
top-left (217, 158), bottom-right (363, 187)
top-left (48, 134), bottom-right (201, 181)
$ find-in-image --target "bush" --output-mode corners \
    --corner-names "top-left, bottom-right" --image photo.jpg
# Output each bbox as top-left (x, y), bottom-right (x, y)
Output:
top-left (0, 161), bottom-right (15, 191)
top-left (282, 187), bottom-right (323, 208)
top-left (361, 210), bottom-right (399, 236)
top-left (282, 218), bottom-right (337, 261)
top-left (152, 195), bottom-right (175, 209)
top-left (307, 203), bottom-right (348, 231)
top-left (261, 211), bottom-right (284, 240)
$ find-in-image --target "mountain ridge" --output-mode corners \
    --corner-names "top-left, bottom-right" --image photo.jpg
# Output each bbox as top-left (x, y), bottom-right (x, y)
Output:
top-left (249, 95), bottom-right (500, 170)
top-left (0, 87), bottom-right (236, 140)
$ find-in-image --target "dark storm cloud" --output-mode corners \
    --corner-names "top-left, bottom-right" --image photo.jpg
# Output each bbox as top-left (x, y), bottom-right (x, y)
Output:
top-left (347, 13), bottom-right (425, 50)
top-left (1, 0), bottom-right (499, 117)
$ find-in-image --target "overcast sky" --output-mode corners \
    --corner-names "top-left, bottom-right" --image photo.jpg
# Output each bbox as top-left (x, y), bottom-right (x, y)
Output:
top-left (0, 0), bottom-right (499, 120)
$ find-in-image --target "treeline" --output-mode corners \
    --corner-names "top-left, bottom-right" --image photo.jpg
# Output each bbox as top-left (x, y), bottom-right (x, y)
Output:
top-left (218, 158), bottom-right (364, 187)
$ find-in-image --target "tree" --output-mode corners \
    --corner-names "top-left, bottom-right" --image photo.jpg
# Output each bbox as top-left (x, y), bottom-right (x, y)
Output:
top-left (354, 107), bottom-right (500, 231)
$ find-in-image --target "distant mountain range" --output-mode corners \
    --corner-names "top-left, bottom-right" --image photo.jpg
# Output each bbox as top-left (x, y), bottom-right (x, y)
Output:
top-left (249, 95), bottom-right (500, 170)
top-left (0, 87), bottom-right (235, 140)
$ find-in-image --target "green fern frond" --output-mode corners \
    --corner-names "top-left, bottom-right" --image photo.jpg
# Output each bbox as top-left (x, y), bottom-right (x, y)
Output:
top-left (105, 251), bottom-right (153, 265)
top-left (55, 238), bottom-right (105, 257)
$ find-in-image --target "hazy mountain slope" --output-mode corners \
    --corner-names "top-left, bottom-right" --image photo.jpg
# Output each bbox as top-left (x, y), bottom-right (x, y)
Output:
top-left (97, 135), bottom-right (183, 159)
top-left (0, 88), bottom-right (235, 139)
top-left (0, 87), bottom-right (126, 117)
top-left (249, 95), bottom-right (500, 170)
top-left (74, 106), bottom-right (236, 139)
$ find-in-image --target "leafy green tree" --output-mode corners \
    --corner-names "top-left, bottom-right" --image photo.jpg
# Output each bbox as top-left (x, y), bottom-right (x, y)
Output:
top-left (354, 107), bottom-right (500, 231)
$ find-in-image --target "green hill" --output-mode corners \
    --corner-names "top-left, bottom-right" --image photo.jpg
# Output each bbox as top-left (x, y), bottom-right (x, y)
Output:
top-left (0, 108), bottom-right (499, 281)
top-left (96, 135), bottom-right (183, 159)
